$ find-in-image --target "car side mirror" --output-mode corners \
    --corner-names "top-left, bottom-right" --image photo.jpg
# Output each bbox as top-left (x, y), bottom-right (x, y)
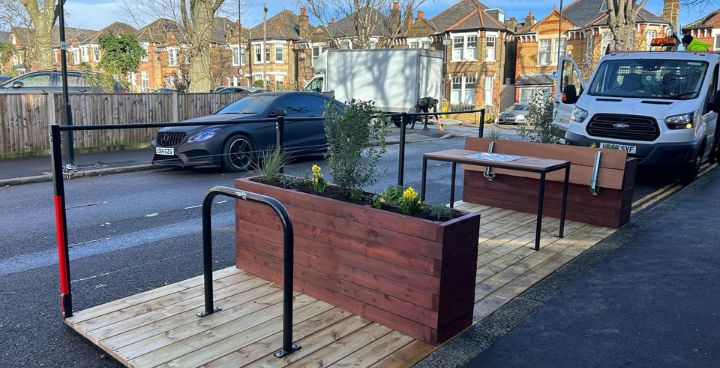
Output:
top-left (562, 84), bottom-right (578, 104)
top-left (269, 108), bottom-right (287, 117)
top-left (11, 81), bottom-right (23, 88)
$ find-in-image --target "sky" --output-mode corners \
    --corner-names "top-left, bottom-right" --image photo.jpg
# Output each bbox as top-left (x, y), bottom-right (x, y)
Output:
top-left (63, 0), bottom-right (714, 31)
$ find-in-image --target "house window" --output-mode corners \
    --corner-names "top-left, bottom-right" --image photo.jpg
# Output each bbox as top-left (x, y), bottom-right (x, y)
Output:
top-left (93, 45), bottom-right (100, 62)
top-left (519, 87), bottom-right (552, 104)
top-left (168, 47), bottom-right (178, 66)
top-left (466, 36), bottom-right (477, 60)
top-left (340, 40), bottom-right (351, 49)
top-left (275, 44), bottom-right (284, 63)
top-left (452, 36), bottom-right (463, 60)
top-left (254, 44), bottom-right (262, 63)
top-left (128, 72), bottom-right (136, 87)
top-left (646, 30), bottom-right (657, 50)
top-left (141, 43), bottom-right (149, 61)
top-left (486, 36), bottom-right (496, 61)
top-left (73, 49), bottom-right (80, 65)
top-left (312, 45), bottom-right (321, 66)
top-left (265, 45), bottom-right (271, 62)
top-left (141, 71), bottom-right (149, 90)
top-left (422, 41), bottom-right (431, 49)
top-left (451, 76), bottom-right (462, 103)
top-left (81, 47), bottom-right (89, 63)
top-left (409, 41), bottom-right (419, 48)
top-left (232, 45), bottom-right (241, 66)
top-left (585, 35), bottom-right (594, 64)
top-left (369, 41), bottom-right (377, 49)
top-left (165, 75), bottom-right (175, 88)
top-left (484, 76), bottom-right (493, 106)
top-left (276, 79), bottom-right (284, 90)
top-left (465, 76), bottom-right (476, 105)
top-left (553, 39), bottom-right (567, 64)
top-left (450, 75), bottom-right (477, 105)
top-left (601, 32), bottom-right (614, 54)
top-left (538, 39), bottom-right (551, 66)
top-left (54, 51), bottom-right (58, 64)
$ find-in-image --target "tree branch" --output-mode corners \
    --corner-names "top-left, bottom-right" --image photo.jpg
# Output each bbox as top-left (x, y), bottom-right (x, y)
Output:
top-left (180, 0), bottom-right (191, 30)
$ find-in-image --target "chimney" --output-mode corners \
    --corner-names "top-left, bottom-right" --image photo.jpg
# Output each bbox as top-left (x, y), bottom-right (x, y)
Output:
top-left (299, 7), bottom-right (309, 39)
top-left (390, 1), bottom-right (401, 33)
top-left (404, 4), bottom-right (413, 32)
top-left (507, 17), bottom-right (517, 32)
top-left (524, 11), bottom-right (536, 28)
top-left (417, 11), bottom-right (424, 20)
top-left (662, 0), bottom-right (680, 32)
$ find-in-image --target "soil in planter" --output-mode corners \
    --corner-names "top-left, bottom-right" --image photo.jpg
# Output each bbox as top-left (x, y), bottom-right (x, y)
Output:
top-left (251, 175), bottom-right (465, 221)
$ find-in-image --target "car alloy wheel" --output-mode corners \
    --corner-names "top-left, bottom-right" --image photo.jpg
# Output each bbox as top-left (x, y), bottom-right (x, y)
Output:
top-left (224, 135), bottom-right (255, 171)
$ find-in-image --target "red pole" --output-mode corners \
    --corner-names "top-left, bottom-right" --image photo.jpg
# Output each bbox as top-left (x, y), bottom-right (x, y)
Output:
top-left (51, 125), bottom-right (73, 318)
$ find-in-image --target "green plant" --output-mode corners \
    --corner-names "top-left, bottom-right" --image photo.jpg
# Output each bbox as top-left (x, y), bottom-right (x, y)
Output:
top-left (373, 185), bottom-right (404, 208)
top-left (79, 64), bottom-right (116, 93)
top-left (97, 32), bottom-right (144, 87)
top-left (399, 186), bottom-right (422, 216)
top-left (426, 205), bottom-right (452, 221)
top-left (518, 91), bottom-right (563, 144)
top-left (311, 164), bottom-right (326, 193)
top-left (257, 148), bottom-right (290, 183)
top-left (253, 80), bottom-right (265, 88)
top-left (323, 99), bottom-right (389, 193)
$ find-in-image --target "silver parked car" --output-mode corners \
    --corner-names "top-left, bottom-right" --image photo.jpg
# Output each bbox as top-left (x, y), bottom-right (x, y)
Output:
top-left (498, 104), bottom-right (529, 124)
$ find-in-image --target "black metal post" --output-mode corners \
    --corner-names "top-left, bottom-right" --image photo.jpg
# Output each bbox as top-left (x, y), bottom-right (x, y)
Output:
top-left (398, 113), bottom-right (407, 186)
top-left (449, 162), bottom-right (457, 209)
top-left (420, 156), bottom-right (427, 201)
top-left (50, 125), bottom-right (73, 318)
top-left (276, 116), bottom-right (285, 174)
top-left (200, 186), bottom-right (300, 358)
top-left (559, 165), bottom-right (570, 238)
top-left (478, 109), bottom-right (485, 138)
top-left (535, 172), bottom-right (547, 251)
top-left (58, 0), bottom-right (74, 165)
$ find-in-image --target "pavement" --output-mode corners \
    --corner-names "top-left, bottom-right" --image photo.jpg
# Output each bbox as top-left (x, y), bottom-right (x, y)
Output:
top-left (0, 121), bottom-right (494, 186)
top-left (418, 166), bottom-right (720, 368)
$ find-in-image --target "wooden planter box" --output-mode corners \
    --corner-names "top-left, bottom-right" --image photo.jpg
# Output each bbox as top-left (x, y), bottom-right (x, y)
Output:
top-left (463, 138), bottom-right (637, 228)
top-left (234, 177), bottom-right (481, 344)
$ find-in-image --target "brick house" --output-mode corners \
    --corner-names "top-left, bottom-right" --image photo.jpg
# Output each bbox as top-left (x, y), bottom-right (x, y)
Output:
top-left (683, 8), bottom-right (720, 50)
top-left (513, 0), bottom-right (674, 105)
top-left (9, 26), bottom-right (94, 73)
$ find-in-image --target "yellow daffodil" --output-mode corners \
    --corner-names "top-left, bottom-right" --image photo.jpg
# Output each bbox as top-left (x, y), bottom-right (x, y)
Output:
top-left (402, 186), bottom-right (418, 200)
top-left (312, 164), bottom-right (321, 174)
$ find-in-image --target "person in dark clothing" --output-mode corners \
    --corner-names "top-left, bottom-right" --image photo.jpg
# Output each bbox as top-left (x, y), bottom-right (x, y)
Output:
top-left (413, 97), bottom-right (441, 130)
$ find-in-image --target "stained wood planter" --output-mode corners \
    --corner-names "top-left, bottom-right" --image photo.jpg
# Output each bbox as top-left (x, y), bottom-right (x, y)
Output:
top-left (234, 177), bottom-right (481, 345)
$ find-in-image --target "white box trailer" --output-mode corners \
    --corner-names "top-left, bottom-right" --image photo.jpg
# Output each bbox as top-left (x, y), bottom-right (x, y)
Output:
top-left (305, 48), bottom-right (445, 116)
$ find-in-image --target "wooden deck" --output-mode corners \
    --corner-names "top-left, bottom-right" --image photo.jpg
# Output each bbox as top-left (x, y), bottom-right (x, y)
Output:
top-left (66, 203), bottom-right (616, 367)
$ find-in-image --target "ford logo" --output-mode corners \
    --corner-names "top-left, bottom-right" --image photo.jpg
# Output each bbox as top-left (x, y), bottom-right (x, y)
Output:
top-left (613, 123), bottom-right (630, 129)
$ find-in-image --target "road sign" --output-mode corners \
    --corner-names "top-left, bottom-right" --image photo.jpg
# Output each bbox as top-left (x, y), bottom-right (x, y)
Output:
top-left (551, 71), bottom-right (558, 79)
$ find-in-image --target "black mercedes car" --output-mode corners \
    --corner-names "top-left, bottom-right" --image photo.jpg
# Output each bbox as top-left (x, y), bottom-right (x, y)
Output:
top-left (151, 92), bottom-right (340, 171)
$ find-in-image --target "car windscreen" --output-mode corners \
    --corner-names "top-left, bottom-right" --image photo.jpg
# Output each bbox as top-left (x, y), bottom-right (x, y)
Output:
top-left (215, 95), bottom-right (277, 114)
top-left (588, 59), bottom-right (708, 100)
top-left (511, 105), bottom-right (527, 111)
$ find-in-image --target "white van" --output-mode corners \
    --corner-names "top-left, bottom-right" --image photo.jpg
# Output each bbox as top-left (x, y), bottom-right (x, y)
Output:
top-left (554, 52), bottom-right (720, 184)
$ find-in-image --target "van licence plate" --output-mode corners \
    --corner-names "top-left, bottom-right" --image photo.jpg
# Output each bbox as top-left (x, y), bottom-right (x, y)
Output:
top-left (600, 143), bottom-right (637, 154)
top-left (156, 147), bottom-right (174, 156)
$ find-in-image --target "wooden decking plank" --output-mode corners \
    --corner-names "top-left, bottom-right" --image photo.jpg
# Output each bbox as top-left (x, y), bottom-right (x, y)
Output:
top-left (329, 330), bottom-right (416, 368)
top-left (247, 315), bottom-right (373, 368)
top-left (284, 323), bottom-right (394, 367)
top-left (81, 276), bottom-right (268, 341)
top-left (66, 267), bottom-right (240, 324)
top-left (368, 340), bottom-right (435, 368)
top-left (202, 308), bottom-right (354, 368)
top-left (101, 284), bottom-right (282, 351)
top-left (128, 300), bottom-right (330, 367)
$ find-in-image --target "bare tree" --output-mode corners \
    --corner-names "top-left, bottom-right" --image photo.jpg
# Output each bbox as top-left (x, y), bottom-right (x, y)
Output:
top-left (3, 0), bottom-right (65, 70)
top-left (123, 0), bottom-right (225, 92)
top-left (300, 0), bottom-right (428, 49)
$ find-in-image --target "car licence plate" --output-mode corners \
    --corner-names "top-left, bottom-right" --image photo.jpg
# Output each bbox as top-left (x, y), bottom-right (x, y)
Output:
top-left (600, 142), bottom-right (637, 154)
top-left (156, 147), bottom-right (174, 156)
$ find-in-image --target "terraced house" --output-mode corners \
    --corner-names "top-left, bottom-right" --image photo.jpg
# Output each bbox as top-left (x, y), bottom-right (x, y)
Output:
top-left (513, 0), bottom-right (676, 105)
top-left (683, 7), bottom-right (720, 50)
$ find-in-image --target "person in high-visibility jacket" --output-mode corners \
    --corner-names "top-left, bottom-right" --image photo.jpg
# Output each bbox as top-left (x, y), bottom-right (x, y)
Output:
top-left (682, 34), bottom-right (711, 52)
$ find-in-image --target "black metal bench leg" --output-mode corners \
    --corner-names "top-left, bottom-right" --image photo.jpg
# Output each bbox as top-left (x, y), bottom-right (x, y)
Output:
top-left (450, 162), bottom-right (457, 208)
top-left (421, 157), bottom-right (428, 201)
top-left (535, 172), bottom-right (546, 251)
top-left (559, 165), bottom-right (570, 238)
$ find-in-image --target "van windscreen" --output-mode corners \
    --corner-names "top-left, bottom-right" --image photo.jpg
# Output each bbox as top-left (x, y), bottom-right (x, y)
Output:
top-left (588, 59), bottom-right (708, 100)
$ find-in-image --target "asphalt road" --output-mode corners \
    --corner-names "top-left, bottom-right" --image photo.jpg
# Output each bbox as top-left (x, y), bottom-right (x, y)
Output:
top-left (0, 137), bottom-right (469, 368)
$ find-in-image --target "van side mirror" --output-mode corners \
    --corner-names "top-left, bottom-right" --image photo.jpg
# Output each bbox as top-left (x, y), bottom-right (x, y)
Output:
top-left (269, 108), bottom-right (287, 117)
top-left (562, 85), bottom-right (578, 104)
top-left (11, 81), bottom-right (23, 88)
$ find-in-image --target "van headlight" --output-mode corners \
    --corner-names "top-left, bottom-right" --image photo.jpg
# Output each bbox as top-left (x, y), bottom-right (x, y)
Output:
top-left (665, 113), bottom-right (694, 130)
top-left (570, 107), bottom-right (588, 123)
top-left (187, 127), bottom-right (221, 142)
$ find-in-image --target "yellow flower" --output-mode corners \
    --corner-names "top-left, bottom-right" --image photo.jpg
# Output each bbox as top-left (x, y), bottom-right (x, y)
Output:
top-left (402, 186), bottom-right (418, 200)
top-left (311, 164), bottom-right (321, 174)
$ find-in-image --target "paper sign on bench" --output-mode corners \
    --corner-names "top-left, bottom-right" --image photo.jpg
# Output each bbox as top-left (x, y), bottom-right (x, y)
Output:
top-left (465, 152), bottom-right (522, 162)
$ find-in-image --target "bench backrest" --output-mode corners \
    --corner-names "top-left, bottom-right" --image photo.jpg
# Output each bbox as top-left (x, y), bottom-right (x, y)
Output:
top-left (464, 138), bottom-right (635, 191)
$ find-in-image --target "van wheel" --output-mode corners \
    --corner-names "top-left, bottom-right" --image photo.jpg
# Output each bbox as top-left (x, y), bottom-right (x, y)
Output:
top-left (710, 137), bottom-right (720, 164)
top-left (222, 135), bottom-right (256, 172)
top-left (679, 154), bottom-right (701, 185)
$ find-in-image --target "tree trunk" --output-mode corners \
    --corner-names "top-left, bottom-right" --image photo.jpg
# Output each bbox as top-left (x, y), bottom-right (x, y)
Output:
top-left (33, 19), bottom-right (54, 69)
top-left (187, 1), bottom-right (215, 92)
top-left (607, 0), bottom-right (648, 52)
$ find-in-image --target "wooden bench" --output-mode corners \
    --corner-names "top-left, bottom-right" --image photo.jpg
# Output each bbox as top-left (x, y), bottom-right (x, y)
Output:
top-left (463, 138), bottom-right (637, 228)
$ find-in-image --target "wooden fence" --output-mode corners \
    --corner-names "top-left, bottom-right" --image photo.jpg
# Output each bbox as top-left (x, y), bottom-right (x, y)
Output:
top-left (0, 92), bottom-right (248, 159)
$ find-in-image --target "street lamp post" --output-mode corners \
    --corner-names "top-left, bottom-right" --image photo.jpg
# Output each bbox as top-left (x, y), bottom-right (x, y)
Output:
top-left (557, 0), bottom-right (564, 66)
top-left (57, 0), bottom-right (74, 165)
